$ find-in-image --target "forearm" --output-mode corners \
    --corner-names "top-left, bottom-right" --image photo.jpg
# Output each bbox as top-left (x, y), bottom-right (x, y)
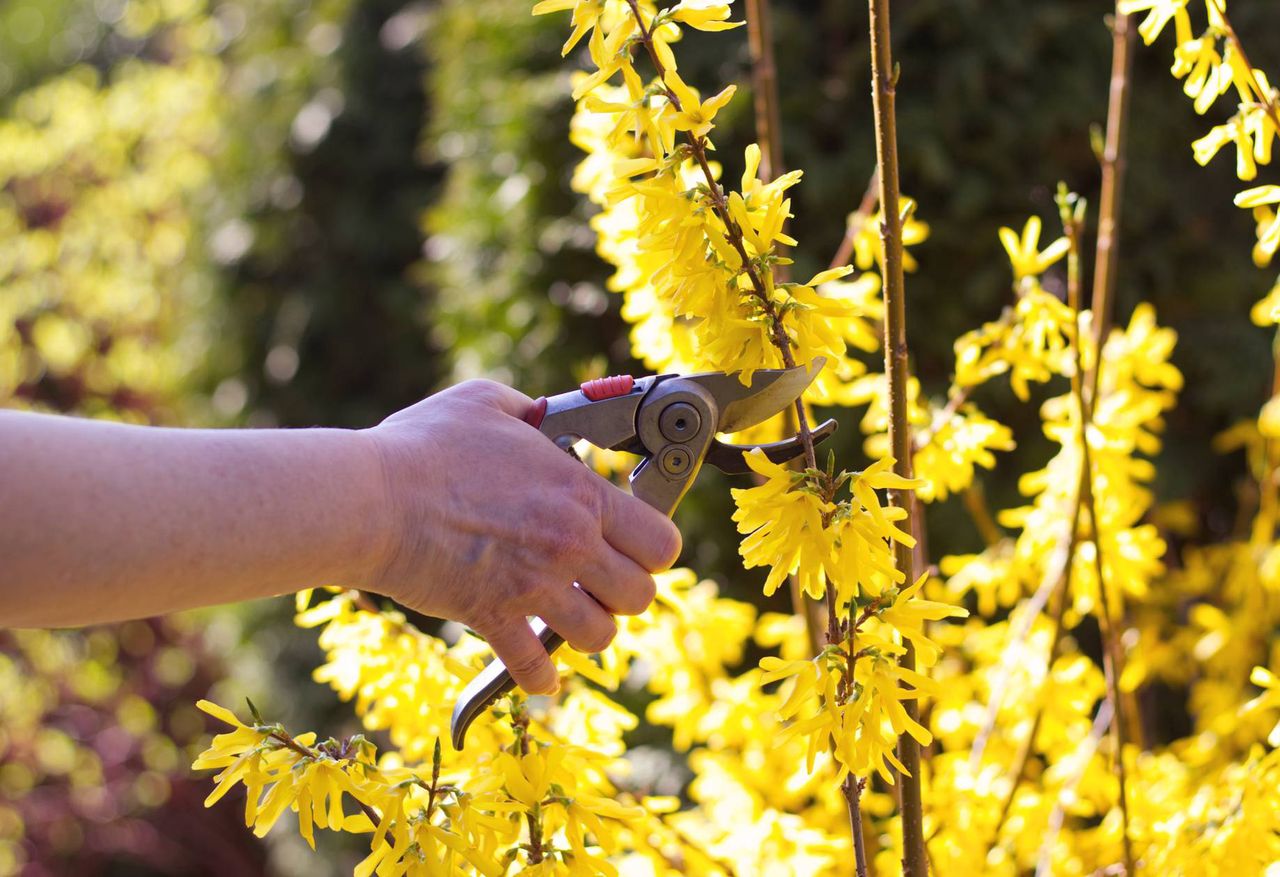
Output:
top-left (0, 410), bottom-right (390, 627)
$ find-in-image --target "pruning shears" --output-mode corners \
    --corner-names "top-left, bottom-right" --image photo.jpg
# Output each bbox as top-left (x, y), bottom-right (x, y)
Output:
top-left (450, 358), bottom-right (836, 748)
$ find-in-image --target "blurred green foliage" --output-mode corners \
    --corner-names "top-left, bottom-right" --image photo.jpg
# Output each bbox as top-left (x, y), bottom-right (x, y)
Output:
top-left (3, 0), bottom-right (1280, 872)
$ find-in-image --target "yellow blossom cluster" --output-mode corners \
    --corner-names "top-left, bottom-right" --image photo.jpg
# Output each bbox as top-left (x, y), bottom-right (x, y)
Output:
top-left (196, 586), bottom-right (703, 875)
top-left (198, 567), bottom-right (938, 874)
top-left (188, 2), bottom-right (1280, 876)
top-left (194, 8), bottom-right (969, 872)
top-left (1001, 303), bottom-right (1181, 614)
top-left (731, 450), bottom-right (917, 602)
top-left (1119, 0), bottom-right (1280, 269)
top-left (954, 218), bottom-right (1076, 400)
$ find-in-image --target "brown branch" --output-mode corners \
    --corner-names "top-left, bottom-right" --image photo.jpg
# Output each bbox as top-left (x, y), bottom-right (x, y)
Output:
top-left (1088, 5), bottom-right (1136, 387)
top-left (961, 483), bottom-right (1002, 548)
top-left (1064, 195), bottom-right (1134, 876)
top-left (846, 775), bottom-right (871, 877)
top-left (624, 0), bottom-right (818, 472)
top-left (988, 503), bottom-right (1079, 844)
top-left (866, 0), bottom-right (926, 873)
top-left (744, 0), bottom-right (786, 186)
top-left (353, 591), bottom-right (384, 616)
top-left (966, 516), bottom-right (1073, 773)
top-left (526, 810), bottom-right (545, 864)
top-left (742, 0), bottom-right (829, 658)
top-left (829, 169), bottom-right (881, 271)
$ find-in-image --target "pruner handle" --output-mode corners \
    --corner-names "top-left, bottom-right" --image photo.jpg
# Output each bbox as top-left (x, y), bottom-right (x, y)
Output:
top-left (451, 389), bottom-right (612, 749)
top-left (450, 619), bottom-right (563, 750)
top-left (451, 375), bottom-right (666, 749)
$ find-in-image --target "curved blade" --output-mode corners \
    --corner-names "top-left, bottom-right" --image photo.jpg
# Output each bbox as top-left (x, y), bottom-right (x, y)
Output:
top-left (703, 418), bottom-right (839, 474)
top-left (451, 620), bottom-right (563, 750)
top-left (687, 357), bottom-right (826, 434)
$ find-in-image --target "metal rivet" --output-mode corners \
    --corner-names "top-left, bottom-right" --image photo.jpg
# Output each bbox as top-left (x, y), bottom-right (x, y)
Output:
top-left (659, 402), bottom-right (701, 443)
top-left (658, 445), bottom-right (693, 478)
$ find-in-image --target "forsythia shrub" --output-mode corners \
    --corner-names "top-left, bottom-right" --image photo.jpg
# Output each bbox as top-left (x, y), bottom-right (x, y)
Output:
top-left (194, 1), bottom-right (1280, 874)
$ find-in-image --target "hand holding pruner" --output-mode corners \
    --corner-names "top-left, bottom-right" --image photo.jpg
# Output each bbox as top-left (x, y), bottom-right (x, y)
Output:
top-left (450, 358), bottom-right (835, 748)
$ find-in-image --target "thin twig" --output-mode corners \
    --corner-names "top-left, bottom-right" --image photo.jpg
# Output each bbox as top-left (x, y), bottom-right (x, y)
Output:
top-left (989, 501), bottom-right (1081, 843)
top-left (353, 591), bottom-right (384, 616)
top-left (829, 169), bottom-right (881, 271)
top-left (1034, 699), bottom-right (1114, 877)
top-left (966, 524), bottom-right (1073, 773)
top-left (1088, 6), bottom-right (1136, 389)
top-left (961, 483), bottom-right (1002, 548)
top-left (267, 729), bottom-right (383, 828)
top-left (744, 0), bottom-right (786, 187)
top-left (1064, 195), bottom-right (1134, 876)
top-left (866, 0), bottom-right (926, 872)
top-left (742, 0), bottom-right (827, 658)
top-left (1211, 0), bottom-right (1280, 137)
top-left (624, 0), bottom-right (818, 472)
top-left (846, 775), bottom-right (871, 877)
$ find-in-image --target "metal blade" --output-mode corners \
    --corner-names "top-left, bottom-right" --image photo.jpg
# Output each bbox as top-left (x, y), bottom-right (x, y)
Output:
top-left (703, 418), bottom-right (838, 474)
top-left (451, 620), bottom-right (564, 750)
top-left (685, 357), bottom-right (826, 434)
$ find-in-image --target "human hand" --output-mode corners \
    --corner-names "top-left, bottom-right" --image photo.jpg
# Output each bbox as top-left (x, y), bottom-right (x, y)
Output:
top-left (361, 380), bottom-right (682, 694)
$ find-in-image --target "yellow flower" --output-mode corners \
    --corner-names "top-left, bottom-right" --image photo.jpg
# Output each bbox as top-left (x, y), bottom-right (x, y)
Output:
top-left (1251, 278), bottom-right (1280, 326)
top-left (668, 0), bottom-right (744, 32)
top-left (571, 15), bottom-right (639, 99)
top-left (850, 196), bottom-right (930, 272)
top-left (1116, 0), bottom-right (1191, 47)
top-left (874, 574), bottom-right (968, 667)
top-left (532, 0), bottom-right (606, 56)
top-left (661, 70), bottom-right (737, 139)
top-left (998, 215), bottom-right (1070, 282)
top-left (731, 448), bottom-right (836, 598)
top-left (497, 746), bottom-right (559, 807)
top-left (1235, 185), bottom-right (1280, 267)
top-left (1242, 666), bottom-right (1280, 747)
top-left (913, 405), bottom-right (1016, 502)
top-left (953, 285), bottom-right (1074, 400)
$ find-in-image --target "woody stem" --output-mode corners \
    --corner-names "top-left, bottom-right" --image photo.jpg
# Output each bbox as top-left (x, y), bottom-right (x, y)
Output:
top-left (624, 0), bottom-right (818, 473)
top-left (866, 0), bottom-right (926, 873)
top-left (1088, 4), bottom-right (1135, 383)
top-left (1065, 203), bottom-right (1134, 876)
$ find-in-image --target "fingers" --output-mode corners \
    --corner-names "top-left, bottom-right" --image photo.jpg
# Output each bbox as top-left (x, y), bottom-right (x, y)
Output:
top-left (539, 583), bottom-right (617, 654)
top-left (453, 379), bottom-right (535, 420)
top-left (599, 486), bottom-right (683, 573)
top-left (576, 542), bottom-right (657, 616)
top-left (482, 617), bottom-right (560, 695)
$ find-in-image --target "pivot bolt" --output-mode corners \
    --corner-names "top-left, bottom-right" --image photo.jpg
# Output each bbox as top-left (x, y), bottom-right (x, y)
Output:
top-left (659, 402), bottom-right (701, 443)
top-left (658, 445), bottom-right (693, 478)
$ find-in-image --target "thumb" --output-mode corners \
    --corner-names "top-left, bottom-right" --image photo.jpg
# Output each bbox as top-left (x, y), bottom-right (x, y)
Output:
top-left (455, 379), bottom-right (536, 420)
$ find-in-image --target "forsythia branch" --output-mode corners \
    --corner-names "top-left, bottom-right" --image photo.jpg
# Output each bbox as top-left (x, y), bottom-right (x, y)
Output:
top-left (623, 0), bottom-right (819, 472)
top-left (866, 0), bottom-right (928, 874)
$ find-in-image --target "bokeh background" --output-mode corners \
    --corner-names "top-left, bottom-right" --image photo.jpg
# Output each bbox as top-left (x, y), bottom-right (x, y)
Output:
top-left (2, 1), bottom-right (1277, 874)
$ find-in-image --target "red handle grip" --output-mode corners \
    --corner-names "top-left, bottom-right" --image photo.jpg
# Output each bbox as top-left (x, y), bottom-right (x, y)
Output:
top-left (524, 396), bottom-right (548, 429)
